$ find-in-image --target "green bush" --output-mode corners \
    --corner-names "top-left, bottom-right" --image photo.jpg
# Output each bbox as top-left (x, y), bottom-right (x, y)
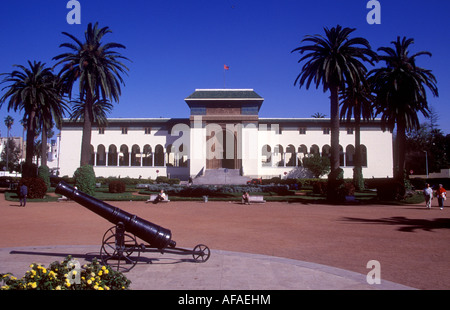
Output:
top-left (38, 165), bottom-right (50, 189)
top-left (108, 180), bottom-right (126, 193)
top-left (73, 165), bottom-right (96, 195)
top-left (18, 177), bottom-right (47, 199)
top-left (155, 176), bottom-right (180, 185)
top-left (376, 180), bottom-right (406, 201)
top-left (1, 255), bottom-right (130, 290)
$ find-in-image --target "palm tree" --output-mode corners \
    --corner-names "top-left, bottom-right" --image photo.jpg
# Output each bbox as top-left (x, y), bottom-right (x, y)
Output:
top-left (368, 37), bottom-right (439, 182)
top-left (0, 61), bottom-right (63, 177)
top-left (340, 78), bottom-right (374, 190)
top-left (311, 112), bottom-right (326, 118)
top-left (53, 22), bottom-right (129, 166)
top-left (291, 25), bottom-right (376, 199)
top-left (4, 115), bottom-right (14, 171)
top-left (36, 77), bottom-right (68, 166)
top-left (69, 96), bottom-right (114, 127)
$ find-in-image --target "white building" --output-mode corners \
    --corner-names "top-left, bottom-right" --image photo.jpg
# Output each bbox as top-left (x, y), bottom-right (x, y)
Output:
top-left (58, 89), bottom-right (394, 182)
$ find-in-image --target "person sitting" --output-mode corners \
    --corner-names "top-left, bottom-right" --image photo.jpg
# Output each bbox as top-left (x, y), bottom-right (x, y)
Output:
top-left (153, 190), bottom-right (166, 204)
top-left (242, 191), bottom-right (250, 205)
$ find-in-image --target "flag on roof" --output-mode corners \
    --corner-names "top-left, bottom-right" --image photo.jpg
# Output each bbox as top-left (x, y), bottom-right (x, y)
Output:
top-left (224, 64), bottom-right (229, 70)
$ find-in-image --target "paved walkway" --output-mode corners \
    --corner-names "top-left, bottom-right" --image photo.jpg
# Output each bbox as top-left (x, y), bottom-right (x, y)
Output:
top-left (0, 245), bottom-right (412, 290)
top-left (1, 191), bottom-right (449, 290)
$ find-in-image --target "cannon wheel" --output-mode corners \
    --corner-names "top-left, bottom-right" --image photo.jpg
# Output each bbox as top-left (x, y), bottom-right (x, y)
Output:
top-left (192, 244), bottom-right (210, 263)
top-left (100, 226), bottom-right (140, 272)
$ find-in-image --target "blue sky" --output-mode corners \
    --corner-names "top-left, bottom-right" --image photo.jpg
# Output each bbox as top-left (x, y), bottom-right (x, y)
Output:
top-left (1, 0), bottom-right (449, 138)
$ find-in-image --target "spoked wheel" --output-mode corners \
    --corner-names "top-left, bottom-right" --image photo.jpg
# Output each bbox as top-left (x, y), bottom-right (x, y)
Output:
top-left (100, 225), bottom-right (140, 272)
top-left (192, 244), bottom-right (210, 263)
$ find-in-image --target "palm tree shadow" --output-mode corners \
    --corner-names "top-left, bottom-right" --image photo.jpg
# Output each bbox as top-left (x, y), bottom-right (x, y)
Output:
top-left (342, 216), bottom-right (450, 232)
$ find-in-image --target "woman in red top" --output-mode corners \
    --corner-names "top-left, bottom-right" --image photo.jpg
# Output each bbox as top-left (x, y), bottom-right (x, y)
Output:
top-left (436, 184), bottom-right (447, 210)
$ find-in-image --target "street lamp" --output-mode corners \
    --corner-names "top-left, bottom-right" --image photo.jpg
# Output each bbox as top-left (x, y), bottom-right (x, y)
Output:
top-left (423, 150), bottom-right (428, 179)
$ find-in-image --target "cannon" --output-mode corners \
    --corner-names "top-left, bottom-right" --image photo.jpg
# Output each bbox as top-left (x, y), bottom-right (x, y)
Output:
top-left (55, 181), bottom-right (210, 272)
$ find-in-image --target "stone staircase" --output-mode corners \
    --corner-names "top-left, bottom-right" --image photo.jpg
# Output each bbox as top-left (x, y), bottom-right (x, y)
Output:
top-left (192, 169), bottom-right (251, 185)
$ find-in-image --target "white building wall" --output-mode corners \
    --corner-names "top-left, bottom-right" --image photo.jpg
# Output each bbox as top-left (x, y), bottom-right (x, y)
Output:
top-left (58, 119), bottom-right (394, 180)
top-left (59, 129), bottom-right (82, 177)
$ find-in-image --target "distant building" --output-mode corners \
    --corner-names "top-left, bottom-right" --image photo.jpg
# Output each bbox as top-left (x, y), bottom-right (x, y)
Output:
top-left (58, 89), bottom-right (393, 182)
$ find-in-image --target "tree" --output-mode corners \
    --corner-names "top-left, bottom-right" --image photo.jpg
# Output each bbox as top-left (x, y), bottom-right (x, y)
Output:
top-left (35, 76), bottom-right (68, 166)
top-left (0, 61), bottom-right (63, 177)
top-left (53, 22), bottom-right (129, 166)
top-left (291, 25), bottom-right (376, 200)
top-left (311, 112), bottom-right (326, 118)
top-left (340, 78), bottom-right (374, 190)
top-left (1, 138), bottom-right (21, 173)
top-left (368, 37), bottom-right (439, 182)
top-left (69, 96), bottom-right (114, 127)
top-left (302, 154), bottom-right (330, 178)
top-left (4, 115), bottom-right (14, 171)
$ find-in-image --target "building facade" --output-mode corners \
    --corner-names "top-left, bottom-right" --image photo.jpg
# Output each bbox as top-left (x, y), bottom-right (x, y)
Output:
top-left (59, 89), bottom-right (394, 181)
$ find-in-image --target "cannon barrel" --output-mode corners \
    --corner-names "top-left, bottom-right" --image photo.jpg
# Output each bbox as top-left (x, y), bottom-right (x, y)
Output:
top-left (55, 181), bottom-right (176, 249)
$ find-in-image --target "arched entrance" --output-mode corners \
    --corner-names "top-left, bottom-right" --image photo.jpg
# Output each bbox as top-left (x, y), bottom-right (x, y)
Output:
top-left (206, 125), bottom-right (241, 170)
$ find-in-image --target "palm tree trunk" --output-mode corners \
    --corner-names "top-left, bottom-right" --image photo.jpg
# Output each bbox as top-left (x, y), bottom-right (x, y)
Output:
top-left (395, 120), bottom-right (407, 182)
top-left (80, 91), bottom-right (93, 166)
top-left (24, 110), bottom-right (36, 177)
top-left (353, 107), bottom-right (364, 190)
top-left (329, 86), bottom-right (340, 172)
top-left (41, 129), bottom-right (48, 166)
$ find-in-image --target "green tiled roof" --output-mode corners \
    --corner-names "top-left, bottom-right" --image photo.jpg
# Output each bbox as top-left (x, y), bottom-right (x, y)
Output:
top-left (185, 89), bottom-right (263, 100)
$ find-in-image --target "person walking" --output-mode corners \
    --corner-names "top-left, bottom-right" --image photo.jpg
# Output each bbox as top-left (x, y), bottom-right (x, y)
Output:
top-left (436, 184), bottom-right (447, 210)
top-left (423, 183), bottom-right (433, 209)
top-left (19, 183), bottom-right (28, 207)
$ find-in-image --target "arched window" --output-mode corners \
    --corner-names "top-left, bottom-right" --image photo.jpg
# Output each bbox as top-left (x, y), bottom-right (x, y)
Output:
top-left (322, 145), bottom-right (331, 158)
top-left (154, 144), bottom-right (164, 167)
top-left (298, 145), bottom-right (308, 165)
top-left (346, 145), bottom-right (355, 166)
top-left (142, 144), bottom-right (153, 166)
top-left (262, 144), bottom-right (271, 166)
top-left (166, 144), bottom-right (175, 167)
top-left (119, 144), bottom-right (129, 166)
top-left (97, 145), bottom-right (106, 166)
top-left (108, 145), bottom-right (118, 166)
top-left (339, 145), bottom-right (344, 166)
top-left (310, 144), bottom-right (320, 156)
top-left (286, 144), bottom-right (296, 167)
top-left (361, 145), bottom-right (368, 167)
top-left (131, 144), bottom-right (141, 167)
top-left (274, 144), bottom-right (284, 167)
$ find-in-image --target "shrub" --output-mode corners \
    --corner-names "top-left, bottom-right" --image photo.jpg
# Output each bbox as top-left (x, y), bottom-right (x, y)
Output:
top-left (0, 255), bottom-right (131, 290)
top-left (312, 180), bottom-right (328, 195)
top-left (376, 180), bottom-right (406, 201)
top-left (38, 165), bottom-right (50, 189)
top-left (73, 165), bottom-right (96, 195)
top-left (155, 176), bottom-right (180, 185)
top-left (109, 180), bottom-right (126, 193)
top-left (18, 177), bottom-right (47, 199)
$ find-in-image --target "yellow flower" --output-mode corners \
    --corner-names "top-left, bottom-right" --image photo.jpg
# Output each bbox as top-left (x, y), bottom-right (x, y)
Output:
top-left (104, 269), bottom-right (109, 275)
top-left (87, 279), bottom-right (92, 285)
top-left (55, 286), bottom-right (61, 290)
top-left (98, 271), bottom-right (103, 276)
top-left (101, 266), bottom-right (106, 271)
top-left (28, 282), bottom-right (37, 289)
